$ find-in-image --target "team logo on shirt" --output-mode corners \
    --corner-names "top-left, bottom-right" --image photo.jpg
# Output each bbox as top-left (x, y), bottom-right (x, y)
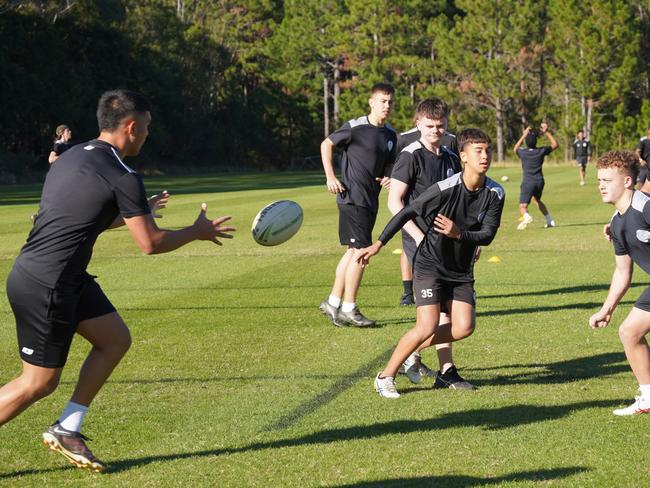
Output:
top-left (387, 141), bottom-right (394, 151)
top-left (446, 168), bottom-right (454, 178)
top-left (636, 229), bottom-right (650, 243)
top-left (478, 211), bottom-right (486, 223)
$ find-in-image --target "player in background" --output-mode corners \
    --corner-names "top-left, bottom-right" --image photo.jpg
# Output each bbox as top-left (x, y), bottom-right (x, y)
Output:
top-left (357, 128), bottom-right (505, 398)
top-left (48, 124), bottom-right (74, 164)
top-left (573, 129), bottom-right (592, 186)
top-left (388, 98), bottom-right (475, 389)
top-left (591, 150), bottom-right (650, 415)
top-left (514, 123), bottom-right (558, 230)
top-left (319, 83), bottom-right (397, 328)
top-left (636, 127), bottom-right (650, 192)
top-left (1, 89), bottom-right (236, 471)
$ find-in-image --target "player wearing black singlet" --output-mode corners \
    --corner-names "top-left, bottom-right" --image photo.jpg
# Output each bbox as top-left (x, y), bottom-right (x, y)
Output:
top-left (514, 123), bottom-right (558, 230)
top-left (635, 128), bottom-right (650, 191)
top-left (573, 129), bottom-right (592, 186)
top-left (1, 90), bottom-right (235, 472)
top-left (48, 124), bottom-right (73, 164)
top-left (319, 83), bottom-right (397, 328)
top-left (358, 128), bottom-right (505, 399)
top-left (388, 97), bottom-right (475, 390)
top-left (592, 150), bottom-right (650, 416)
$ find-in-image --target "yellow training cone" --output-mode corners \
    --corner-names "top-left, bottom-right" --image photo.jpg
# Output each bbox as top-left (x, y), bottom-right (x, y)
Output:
top-left (392, 248), bottom-right (403, 255)
top-left (487, 256), bottom-right (502, 263)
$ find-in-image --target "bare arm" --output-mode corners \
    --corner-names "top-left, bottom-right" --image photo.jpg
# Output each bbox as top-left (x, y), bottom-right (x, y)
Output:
top-left (48, 151), bottom-right (58, 164)
top-left (513, 127), bottom-right (530, 153)
top-left (123, 203), bottom-right (235, 255)
top-left (387, 179), bottom-right (425, 244)
top-left (109, 191), bottom-right (170, 229)
top-left (589, 254), bottom-right (633, 328)
top-left (321, 138), bottom-right (345, 194)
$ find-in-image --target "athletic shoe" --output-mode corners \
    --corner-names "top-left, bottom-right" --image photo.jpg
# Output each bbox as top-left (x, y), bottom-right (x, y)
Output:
top-left (516, 215), bottom-right (533, 230)
top-left (580, 181), bottom-right (585, 186)
top-left (403, 353), bottom-right (422, 384)
top-left (399, 293), bottom-right (415, 306)
top-left (612, 395), bottom-right (650, 416)
top-left (418, 360), bottom-right (436, 378)
top-left (433, 365), bottom-right (477, 390)
top-left (544, 220), bottom-right (556, 228)
top-left (319, 300), bottom-right (340, 324)
top-left (334, 307), bottom-right (376, 328)
top-left (42, 422), bottom-right (106, 472)
top-left (374, 373), bottom-right (400, 398)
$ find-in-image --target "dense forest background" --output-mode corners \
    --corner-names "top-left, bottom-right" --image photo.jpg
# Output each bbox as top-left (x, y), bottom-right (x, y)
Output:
top-left (2, 0), bottom-right (650, 179)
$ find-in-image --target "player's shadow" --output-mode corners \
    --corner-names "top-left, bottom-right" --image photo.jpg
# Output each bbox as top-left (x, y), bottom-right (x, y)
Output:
top-left (97, 399), bottom-right (618, 474)
top-left (475, 300), bottom-right (636, 317)
top-left (479, 283), bottom-right (610, 300)
top-left (333, 467), bottom-right (589, 487)
top-left (465, 352), bottom-right (628, 387)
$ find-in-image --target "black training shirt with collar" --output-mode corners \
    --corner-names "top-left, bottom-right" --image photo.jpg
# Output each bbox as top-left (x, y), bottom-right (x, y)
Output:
top-left (573, 139), bottom-right (592, 161)
top-left (16, 139), bottom-right (150, 288)
top-left (517, 146), bottom-right (553, 180)
top-left (610, 191), bottom-right (650, 275)
top-left (379, 172), bottom-right (505, 282)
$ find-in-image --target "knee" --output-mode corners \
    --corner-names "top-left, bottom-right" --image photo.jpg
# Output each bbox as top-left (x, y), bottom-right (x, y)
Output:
top-left (619, 323), bottom-right (642, 345)
top-left (455, 320), bottom-right (475, 340)
top-left (24, 375), bottom-right (60, 401)
top-left (114, 328), bottom-right (132, 356)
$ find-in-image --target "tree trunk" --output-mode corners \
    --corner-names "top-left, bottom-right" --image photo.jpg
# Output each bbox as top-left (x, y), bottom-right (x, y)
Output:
top-left (323, 74), bottom-right (329, 138)
top-left (586, 98), bottom-right (593, 140)
top-left (495, 96), bottom-right (504, 162)
top-left (333, 64), bottom-right (340, 129)
top-left (564, 82), bottom-right (570, 162)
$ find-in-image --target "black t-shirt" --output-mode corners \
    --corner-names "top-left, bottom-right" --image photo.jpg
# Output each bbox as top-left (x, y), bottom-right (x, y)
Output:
top-left (16, 139), bottom-right (151, 287)
top-left (396, 128), bottom-right (459, 157)
top-left (637, 137), bottom-right (650, 163)
top-left (517, 146), bottom-right (553, 180)
top-left (379, 173), bottom-right (505, 282)
top-left (573, 139), bottom-right (592, 161)
top-left (329, 116), bottom-right (397, 213)
top-left (52, 141), bottom-right (73, 157)
top-left (391, 140), bottom-right (461, 232)
top-left (611, 191), bottom-right (650, 274)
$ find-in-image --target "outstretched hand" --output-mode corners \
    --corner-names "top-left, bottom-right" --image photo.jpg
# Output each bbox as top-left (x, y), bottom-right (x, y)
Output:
top-left (194, 203), bottom-right (236, 245)
top-left (356, 242), bottom-right (383, 267)
top-left (148, 190), bottom-right (170, 219)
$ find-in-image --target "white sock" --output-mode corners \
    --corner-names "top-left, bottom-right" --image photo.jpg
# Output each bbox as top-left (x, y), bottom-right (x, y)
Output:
top-left (524, 212), bottom-right (532, 221)
top-left (545, 214), bottom-right (554, 225)
top-left (639, 384), bottom-right (650, 399)
top-left (341, 301), bottom-right (356, 313)
top-left (58, 401), bottom-right (88, 432)
top-left (328, 295), bottom-right (341, 308)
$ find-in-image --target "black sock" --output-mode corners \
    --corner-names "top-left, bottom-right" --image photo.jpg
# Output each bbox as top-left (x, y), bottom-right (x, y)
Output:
top-left (402, 280), bottom-right (413, 295)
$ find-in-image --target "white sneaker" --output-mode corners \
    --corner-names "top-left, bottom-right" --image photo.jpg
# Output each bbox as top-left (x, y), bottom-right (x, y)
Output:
top-left (403, 353), bottom-right (422, 384)
top-left (613, 395), bottom-right (650, 416)
top-left (374, 373), bottom-right (400, 399)
top-left (580, 181), bottom-right (585, 186)
top-left (517, 215), bottom-right (533, 230)
top-left (544, 220), bottom-right (556, 228)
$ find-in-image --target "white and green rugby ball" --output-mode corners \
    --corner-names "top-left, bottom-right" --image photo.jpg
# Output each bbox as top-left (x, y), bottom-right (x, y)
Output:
top-left (251, 200), bottom-right (303, 246)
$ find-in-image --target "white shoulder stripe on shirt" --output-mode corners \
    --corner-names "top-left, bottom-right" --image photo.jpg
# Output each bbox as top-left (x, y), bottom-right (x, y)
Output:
top-left (349, 116), bottom-right (368, 128)
top-left (402, 141), bottom-right (421, 154)
top-left (632, 190), bottom-right (650, 213)
top-left (110, 147), bottom-right (136, 174)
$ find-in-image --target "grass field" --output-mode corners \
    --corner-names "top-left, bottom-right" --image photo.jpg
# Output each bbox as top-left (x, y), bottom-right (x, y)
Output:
top-left (1, 165), bottom-right (649, 487)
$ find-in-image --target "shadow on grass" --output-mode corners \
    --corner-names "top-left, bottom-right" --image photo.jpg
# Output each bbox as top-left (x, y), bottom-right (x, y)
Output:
top-left (0, 171), bottom-right (325, 207)
top-left (479, 283), bottom-right (610, 300)
top-left (0, 400), bottom-right (617, 478)
top-left (466, 352), bottom-right (628, 386)
top-left (333, 467), bottom-right (589, 487)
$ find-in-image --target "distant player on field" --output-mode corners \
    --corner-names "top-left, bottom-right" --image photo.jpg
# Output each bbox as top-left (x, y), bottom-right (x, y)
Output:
top-left (357, 128), bottom-right (505, 398)
top-left (319, 83), bottom-right (397, 327)
top-left (514, 123), bottom-right (558, 230)
top-left (48, 124), bottom-right (74, 164)
top-left (389, 98), bottom-right (475, 389)
top-left (573, 129), bottom-right (592, 186)
top-left (591, 150), bottom-right (650, 415)
top-left (0, 89), bottom-right (235, 471)
top-left (636, 127), bottom-right (650, 192)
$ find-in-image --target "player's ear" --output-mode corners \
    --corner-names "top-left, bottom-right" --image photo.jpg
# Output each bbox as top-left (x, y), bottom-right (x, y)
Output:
top-left (124, 118), bottom-right (137, 136)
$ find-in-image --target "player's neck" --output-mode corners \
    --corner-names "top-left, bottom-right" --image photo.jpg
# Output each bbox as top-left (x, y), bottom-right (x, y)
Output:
top-left (367, 113), bottom-right (386, 127)
top-left (615, 190), bottom-right (634, 214)
top-left (462, 170), bottom-right (485, 191)
top-left (97, 132), bottom-right (127, 158)
top-left (420, 138), bottom-right (440, 154)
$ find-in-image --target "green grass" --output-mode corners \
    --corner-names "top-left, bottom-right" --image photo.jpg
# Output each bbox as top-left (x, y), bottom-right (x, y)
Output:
top-left (1, 166), bottom-right (649, 487)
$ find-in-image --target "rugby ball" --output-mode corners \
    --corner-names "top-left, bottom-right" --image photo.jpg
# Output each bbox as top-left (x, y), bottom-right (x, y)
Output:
top-left (251, 200), bottom-right (303, 246)
top-left (501, 175), bottom-right (510, 182)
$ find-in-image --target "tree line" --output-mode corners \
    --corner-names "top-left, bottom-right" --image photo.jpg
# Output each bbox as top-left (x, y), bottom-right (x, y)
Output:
top-left (1, 0), bottom-right (650, 178)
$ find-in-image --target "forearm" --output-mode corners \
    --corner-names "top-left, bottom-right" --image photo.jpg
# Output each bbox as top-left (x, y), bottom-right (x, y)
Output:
top-left (321, 140), bottom-right (337, 179)
top-left (546, 132), bottom-right (558, 149)
top-left (145, 226), bottom-right (200, 255)
top-left (108, 216), bottom-right (125, 229)
top-left (458, 226), bottom-right (498, 246)
top-left (379, 206), bottom-right (419, 245)
top-left (601, 267), bottom-right (632, 314)
top-left (513, 136), bottom-right (525, 153)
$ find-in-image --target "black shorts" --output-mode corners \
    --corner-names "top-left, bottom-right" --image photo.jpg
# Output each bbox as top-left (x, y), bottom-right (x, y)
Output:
top-left (6, 266), bottom-right (116, 368)
top-left (413, 272), bottom-right (476, 309)
top-left (638, 165), bottom-right (649, 184)
top-left (401, 231), bottom-right (418, 264)
top-left (338, 204), bottom-right (376, 248)
top-left (520, 178), bottom-right (545, 204)
top-left (635, 286), bottom-right (650, 312)
top-left (576, 158), bottom-right (588, 168)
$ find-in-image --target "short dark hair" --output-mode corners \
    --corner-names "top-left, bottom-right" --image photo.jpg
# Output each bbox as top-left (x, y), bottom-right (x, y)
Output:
top-left (524, 132), bottom-right (538, 148)
top-left (371, 82), bottom-right (394, 96)
top-left (414, 97), bottom-right (448, 121)
top-left (97, 89), bottom-right (151, 132)
top-left (458, 128), bottom-right (491, 152)
top-left (596, 150), bottom-right (639, 181)
top-left (577, 129), bottom-right (584, 134)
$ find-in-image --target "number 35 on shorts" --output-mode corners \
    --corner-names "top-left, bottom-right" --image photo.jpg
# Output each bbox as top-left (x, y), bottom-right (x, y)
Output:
top-left (421, 289), bottom-right (433, 298)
